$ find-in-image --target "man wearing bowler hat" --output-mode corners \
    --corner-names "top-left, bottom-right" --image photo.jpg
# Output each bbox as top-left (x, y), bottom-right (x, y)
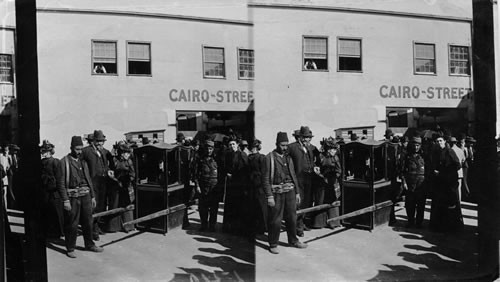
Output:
top-left (175, 133), bottom-right (186, 146)
top-left (287, 126), bottom-right (319, 236)
top-left (57, 136), bottom-right (103, 258)
top-left (263, 132), bottom-right (307, 254)
top-left (383, 129), bottom-right (394, 142)
top-left (81, 130), bottom-right (115, 240)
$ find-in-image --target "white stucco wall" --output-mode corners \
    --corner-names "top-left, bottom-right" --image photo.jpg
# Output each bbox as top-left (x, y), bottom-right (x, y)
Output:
top-left (252, 3), bottom-right (472, 152)
top-left (36, 5), bottom-right (253, 157)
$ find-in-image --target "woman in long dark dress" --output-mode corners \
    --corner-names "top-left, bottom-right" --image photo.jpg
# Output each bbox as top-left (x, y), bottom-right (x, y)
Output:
top-left (106, 143), bottom-right (135, 232)
top-left (313, 137), bottom-right (342, 229)
top-left (222, 138), bottom-right (249, 235)
top-left (430, 135), bottom-right (463, 232)
top-left (40, 140), bottom-right (64, 239)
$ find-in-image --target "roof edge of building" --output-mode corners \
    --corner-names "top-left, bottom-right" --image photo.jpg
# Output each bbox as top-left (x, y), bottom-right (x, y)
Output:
top-left (37, 7), bottom-right (254, 26)
top-left (125, 129), bottom-right (166, 135)
top-left (248, 2), bottom-right (472, 23)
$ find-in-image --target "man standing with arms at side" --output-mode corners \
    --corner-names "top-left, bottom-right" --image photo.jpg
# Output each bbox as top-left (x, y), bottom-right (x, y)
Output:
top-left (263, 132), bottom-right (307, 254)
top-left (57, 136), bottom-right (103, 258)
top-left (81, 130), bottom-right (114, 241)
top-left (401, 137), bottom-right (426, 228)
top-left (287, 126), bottom-right (318, 236)
top-left (194, 140), bottom-right (220, 232)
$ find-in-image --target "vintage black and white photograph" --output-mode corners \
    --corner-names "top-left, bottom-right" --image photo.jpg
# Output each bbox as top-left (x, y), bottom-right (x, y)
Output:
top-left (1, 0), bottom-right (499, 281)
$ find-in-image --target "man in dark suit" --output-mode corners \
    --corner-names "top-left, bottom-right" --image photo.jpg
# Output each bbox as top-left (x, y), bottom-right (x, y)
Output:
top-left (58, 136), bottom-right (103, 258)
top-left (81, 130), bottom-right (114, 240)
top-left (287, 126), bottom-right (319, 236)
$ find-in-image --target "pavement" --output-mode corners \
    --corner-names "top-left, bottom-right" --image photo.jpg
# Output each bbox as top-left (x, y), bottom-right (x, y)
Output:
top-left (47, 200), bottom-right (483, 282)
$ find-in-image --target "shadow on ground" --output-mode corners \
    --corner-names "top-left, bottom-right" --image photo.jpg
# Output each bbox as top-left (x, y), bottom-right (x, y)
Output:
top-left (368, 201), bottom-right (483, 281)
top-left (169, 208), bottom-right (255, 282)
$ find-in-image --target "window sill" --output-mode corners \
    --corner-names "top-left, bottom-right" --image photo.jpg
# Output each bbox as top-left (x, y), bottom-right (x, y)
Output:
top-left (303, 69), bottom-right (329, 72)
top-left (92, 73), bottom-right (118, 76)
top-left (238, 77), bottom-right (255, 80)
top-left (449, 73), bottom-right (471, 77)
top-left (337, 70), bottom-right (363, 73)
top-left (0, 81), bottom-right (14, 84)
top-left (414, 72), bottom-right (437, 76)
top-left (203, 76), bottom-right (226, 80)
top-left (127, 74), bottom-right (152, 77)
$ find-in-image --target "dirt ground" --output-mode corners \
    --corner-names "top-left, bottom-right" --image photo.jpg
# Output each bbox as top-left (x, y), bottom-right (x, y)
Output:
top-left (46, 200), bottom-right (483, 281)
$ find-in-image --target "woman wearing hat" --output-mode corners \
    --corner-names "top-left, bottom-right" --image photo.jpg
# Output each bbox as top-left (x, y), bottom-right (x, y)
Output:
top-left (313, 137), bottom-right (342, 229)
top-left (105, 143), bottom-right (135, 233)
top-left (222, 137), bottom-right (249, 235)
top-left (248, 139), bottom-right (267, 235)
top-left (430, 134), bottom-right (463, 232)
top-left (40, 140), bottom-right (64, 239)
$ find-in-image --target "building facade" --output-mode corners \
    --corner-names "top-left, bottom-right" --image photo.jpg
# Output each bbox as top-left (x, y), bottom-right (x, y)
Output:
top-left (251, 0), bottom-right (473, 152)
top-left (2, 0), bottom-right (473, 154)
top-left (36, 0), bottom-right (254, 156)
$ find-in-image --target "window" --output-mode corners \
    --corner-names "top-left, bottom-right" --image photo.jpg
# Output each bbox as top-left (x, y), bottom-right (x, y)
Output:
top-left (177, 113), bottom-right (197, 131)
top-left (92, 41), bottom-right (117, 74)
top-left (203, 47), bottom-right (225, 78)
top-left (338, 38), bottom-right (362, 71)
top-left (449, 45), bottom-right (470, 75)
top-left (127, 42), bottom-right (151, 75)
top-left (387, 110), bottom-right (408, 127)
top-left (414, 43), bottom-right (436, 74)
top-left (0, 54), bottom-right (13, 83)
top-left (303, 37), bottom-right (328, 70)
top-left (238, 49), bottom-right (254, 79)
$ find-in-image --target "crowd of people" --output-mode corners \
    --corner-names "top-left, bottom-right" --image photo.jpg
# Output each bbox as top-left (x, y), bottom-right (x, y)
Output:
top-left (381, 128), bottom-right (477, 232)
top-left (188, 126), bottom-right (478, 254)
top-left (0, 143), bottom-right (20, 209)
top-left (35, 125), bottom-right (478, 257)
top-left (40, 130), bottom-right (135, 258)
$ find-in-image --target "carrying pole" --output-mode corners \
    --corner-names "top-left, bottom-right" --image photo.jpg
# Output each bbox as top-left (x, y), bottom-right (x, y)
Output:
top-left (122, 204), bottom-right (186, 228)
top-left (326, 200), bottom-right (392, 223)
top-left (296, 201), bottom-right (340, 216)
top-left (93, 205), bottom-right (134, 218)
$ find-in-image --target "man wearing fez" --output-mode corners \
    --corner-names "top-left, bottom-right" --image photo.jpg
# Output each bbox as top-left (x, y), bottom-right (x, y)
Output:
top-left (81, 130), bottom-right (115, 240)
top-left (400, 137), bottom-right (426, 228)
top-left (194, 140), bottom-right (220, 232)
top-left (287, 126), bottom-right (319, 236)
top-left (57, 136), bottom-right (103, 258)
top-left (263, 132), bottom-right (307, 254)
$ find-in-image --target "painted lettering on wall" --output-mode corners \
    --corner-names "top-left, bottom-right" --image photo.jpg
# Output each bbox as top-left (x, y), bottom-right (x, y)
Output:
top-left (169, 89), bottom-right (254, 103)
top-left (379, 85), bottom-right (472, 100)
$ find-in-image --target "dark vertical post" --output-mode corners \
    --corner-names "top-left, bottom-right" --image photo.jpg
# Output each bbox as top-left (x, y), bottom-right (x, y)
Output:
top-left (1, 189), bottom-right (5, 282)
top-left (15, 0), bottom-right (47, 281)
top-left (472, 0), bottom-right (499, 276)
